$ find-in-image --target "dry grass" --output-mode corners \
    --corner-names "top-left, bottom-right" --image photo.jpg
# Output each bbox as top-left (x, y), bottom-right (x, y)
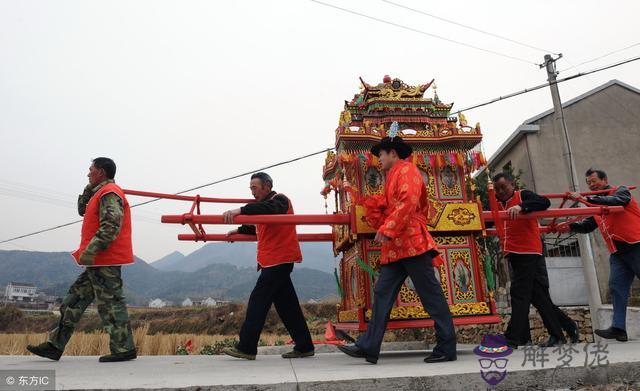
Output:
top-left (0, 325), bottom-right (325, 356)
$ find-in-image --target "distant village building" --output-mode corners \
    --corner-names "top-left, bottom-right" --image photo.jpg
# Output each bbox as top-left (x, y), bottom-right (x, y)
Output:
top-left (148, 298), bottom-right (170, 308)
top-left (4, 282), bottom-right (37, 303)
top-left (181, 297), bottom-right (219, 307)
top-left (2, 282), bottom-right (58, 310)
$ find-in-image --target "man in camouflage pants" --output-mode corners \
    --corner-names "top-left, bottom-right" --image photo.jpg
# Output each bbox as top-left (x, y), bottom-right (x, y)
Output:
top-left (28, 157), bottom-right (137, 362)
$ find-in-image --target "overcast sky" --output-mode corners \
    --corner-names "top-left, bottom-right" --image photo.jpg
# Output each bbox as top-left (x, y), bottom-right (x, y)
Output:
top-left (1, 0), bottom-right (639, 263)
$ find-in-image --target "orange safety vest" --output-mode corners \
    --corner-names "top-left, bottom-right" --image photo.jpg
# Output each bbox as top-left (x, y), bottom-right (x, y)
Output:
top-left (72, 183), bottom-right (134, 266)
top-left (498, 190), bottom-right (543, 255)
top-left (255, 193), bottom-right (303, 268)
top-left (594, 186), bottom-right (640, 253)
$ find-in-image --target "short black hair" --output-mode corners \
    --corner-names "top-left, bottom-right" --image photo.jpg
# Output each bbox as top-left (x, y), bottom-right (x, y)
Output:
top-left (251, 172), bottom-right (273, 188)
top-left (92, 157), bottom-right (116, 179)
top-left (585, 168), bottom-right (607, 180)
top-left (492, 172), bottom-right (514, 183)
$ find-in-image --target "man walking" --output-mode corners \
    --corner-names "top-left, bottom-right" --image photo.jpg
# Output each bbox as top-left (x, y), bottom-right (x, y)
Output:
top-left (558, 168), bottom-right (640, 342)
top-left (222, 172), bottom-right (314, 360)
top-left (27, 157), bottom-right (137, 362)
top-left (337, 130), bottom-right (456, 364)
top-left (493, 172), bottom-right (577, 348)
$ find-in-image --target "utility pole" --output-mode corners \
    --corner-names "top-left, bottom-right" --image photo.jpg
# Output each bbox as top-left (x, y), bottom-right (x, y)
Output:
top-left (542, 54), bottom-right (602, 334)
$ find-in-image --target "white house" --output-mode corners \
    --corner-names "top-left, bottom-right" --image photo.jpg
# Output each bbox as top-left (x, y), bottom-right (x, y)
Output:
top-left (182, 297), bottom-right (218, 307)
top-left (4, 282), bottom-right (37, 302)
top-left (148, 298), bottom-right (169, 308)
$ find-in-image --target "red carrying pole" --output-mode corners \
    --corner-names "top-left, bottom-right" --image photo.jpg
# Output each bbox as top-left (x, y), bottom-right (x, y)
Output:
top-left (123, 189), bottom-right (254, 204)
top-left (481, 206), bottom-right (624, 221)
top-left (162, 213), bottom-right (351, 225)
top-left (178, 233), bottom-right (334, 242)
top-left (542, 186), bottom-right (636, 199)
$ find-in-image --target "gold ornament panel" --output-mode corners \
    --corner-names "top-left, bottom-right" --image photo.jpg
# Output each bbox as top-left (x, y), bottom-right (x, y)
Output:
top-left (432, 203), bottom-right (482, 232)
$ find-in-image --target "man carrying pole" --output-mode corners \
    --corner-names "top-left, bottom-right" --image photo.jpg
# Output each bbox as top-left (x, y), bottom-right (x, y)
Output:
top-left (221, 172), bottom-right (315, 360)
top-left (492, 172), bottom-right (577, 348)
top-left (557, 168), bottom-right (640, 342)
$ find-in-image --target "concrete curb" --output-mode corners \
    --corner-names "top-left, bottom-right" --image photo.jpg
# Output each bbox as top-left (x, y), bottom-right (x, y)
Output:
top-left (74, 361), bottom-right (640, 391)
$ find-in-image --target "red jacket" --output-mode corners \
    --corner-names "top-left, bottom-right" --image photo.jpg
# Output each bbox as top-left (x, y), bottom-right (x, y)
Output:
top-left (498, 190), bottom-right (543, 255)
top-left (375, 160), bottom-right (441, 266)
top-left (72, 183), bottom-right (134, 266)
top-left (240, 192), bottom-right (303, 268)
top-left (594, 186), bottom-right (640, 253)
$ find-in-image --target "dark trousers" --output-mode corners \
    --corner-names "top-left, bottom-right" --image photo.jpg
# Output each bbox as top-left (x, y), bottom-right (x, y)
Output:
top-left (535, 257), bottom-right (577, 336)
top-left (356, 252), bottom-right (456, 359)
top-left (237, 262), bottom-right (314, 355)
top-left (506, 254), bottom-right (565, 344)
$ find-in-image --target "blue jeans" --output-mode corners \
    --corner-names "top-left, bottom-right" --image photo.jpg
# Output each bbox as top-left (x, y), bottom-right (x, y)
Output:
top-left (609, 247), bottom-right (640, 330)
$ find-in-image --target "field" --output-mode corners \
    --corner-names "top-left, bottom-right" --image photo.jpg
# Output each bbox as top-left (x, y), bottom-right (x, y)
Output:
top-left (0, 303), bottom-right (343, 355)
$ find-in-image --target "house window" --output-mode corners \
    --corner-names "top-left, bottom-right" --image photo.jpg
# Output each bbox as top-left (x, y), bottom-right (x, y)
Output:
top-left (543, 233), bottom-right (580, 257)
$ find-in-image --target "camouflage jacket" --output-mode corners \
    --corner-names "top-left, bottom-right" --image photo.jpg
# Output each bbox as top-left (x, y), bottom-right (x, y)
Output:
top-left (77, 179), bottom-right (124, 264)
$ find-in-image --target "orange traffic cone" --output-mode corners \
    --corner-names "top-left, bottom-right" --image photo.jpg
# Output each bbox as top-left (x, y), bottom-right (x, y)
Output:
top-left (324, 320), bottom-right (338, 341)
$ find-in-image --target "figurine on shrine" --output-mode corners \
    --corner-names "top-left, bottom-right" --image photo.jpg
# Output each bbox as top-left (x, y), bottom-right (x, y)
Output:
top-left (338, 130), bottom-right (457, 364)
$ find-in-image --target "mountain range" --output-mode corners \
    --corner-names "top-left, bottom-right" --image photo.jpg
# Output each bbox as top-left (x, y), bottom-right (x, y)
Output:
top-left (0, 243), bottom-right (340, 306)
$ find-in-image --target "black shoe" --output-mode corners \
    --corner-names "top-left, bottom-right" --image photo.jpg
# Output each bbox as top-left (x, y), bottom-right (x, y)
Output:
top-left (223, 347), bottom-right (256, 360)
top-left (281, 349), bottom-right (315, 359)
top-left (99, 350), bottom-right (137, 362)
top-left (337, 344), bottom-right (378, 364)
top-left (565, 320), bottom-right (579, 344)
top-left (594, 327), bottom-right (628, 342)
top-left (539, 335), bottom-right (566, 348)
top-left (423, 353), bottom-right (456, 363)
top-left (26, 342), bottom-right (62, 361)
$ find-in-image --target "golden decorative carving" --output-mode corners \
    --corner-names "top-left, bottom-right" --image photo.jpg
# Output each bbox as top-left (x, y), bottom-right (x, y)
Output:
top-left (368, 252), bottom-right (381, 271)
top-left (447, 207), bottom-right (476, 226)
top-left (432, 203), bottom-right (483, 232)
top-left (364, 301), bottom-right (491, 320)
top-left (379, 85), bottom-right (425, 99)
top-left (338, 310), bottom-right (359, 322)
top-left (399, 285), bottom-right (420, 304)
top-left (434, 235), bottom-right (468, 246)
top-left (339, 110), bottom-right (352, 127)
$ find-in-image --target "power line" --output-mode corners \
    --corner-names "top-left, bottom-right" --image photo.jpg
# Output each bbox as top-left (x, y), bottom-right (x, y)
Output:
top-left (0, 147), bottom-right (334, 244)
top-left (559, 42), bottom-right (640, 73)
top-left (310, 0), bottom-right (539, 66)
top-left (452, 55), bottom-right (640, 114)
top-left (382, 0), bottom-right (560, 55)
top-left (3, 55), bottom-right (639, 244)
